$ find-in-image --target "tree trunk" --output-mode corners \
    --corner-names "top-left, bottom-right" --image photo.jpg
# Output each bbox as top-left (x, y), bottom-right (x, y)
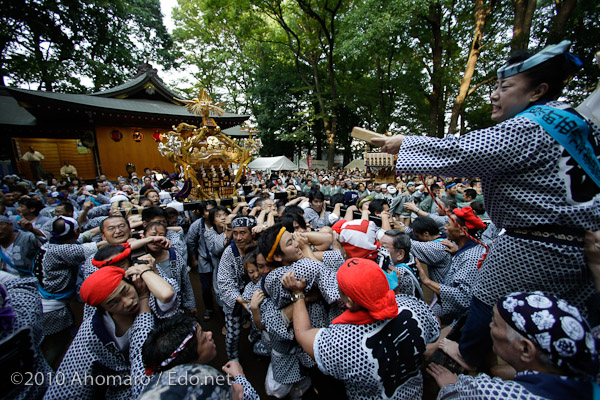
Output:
top-left (427, 2), bottom-right (444, 138)
top-left (511, 0), bottom-right (536, 52)
top-left (447, 0), bottom-right (494, 136)
top-left (266, 0), bottom-right (341, 169)
top-left (376, 57), bottom-right (388, 131)
top-left (313, 101), bottom-right (323, 160)
top-left (32, 33), bottom-right (53, 91)
top-left (546, 0), bottom-right (577, 45)
top-left (315, 130), bottom-right (323, 160)
top-left (343, 145), bottom-right (351, 166)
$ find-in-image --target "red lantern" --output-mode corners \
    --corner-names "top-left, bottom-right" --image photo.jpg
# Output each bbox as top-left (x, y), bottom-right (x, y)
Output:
top-left (111, 129), bottom-right (123, 142)
top-left (152, 130), bottom-right (162, 142)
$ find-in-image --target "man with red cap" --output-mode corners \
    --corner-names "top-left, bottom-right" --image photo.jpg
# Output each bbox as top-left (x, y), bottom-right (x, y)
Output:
top-left (81, 242), bottom-right (179, 321)
top-left (415, 207), bottom-right (487, 327)
top-left (45, 266), bottom-right (155, 400)
top-left (281, 257), bottom-right (439, 399)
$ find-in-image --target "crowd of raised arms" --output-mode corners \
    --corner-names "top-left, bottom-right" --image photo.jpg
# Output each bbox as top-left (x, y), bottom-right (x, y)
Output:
top-left (1, 40), bottom-right (599, 400)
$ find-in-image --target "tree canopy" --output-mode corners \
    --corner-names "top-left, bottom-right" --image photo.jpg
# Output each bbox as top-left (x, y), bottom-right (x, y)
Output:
top-left (0, 0), bottom-right (174, 92)
top-left (169, 0), bottom-right (599, 167)
top-left (3, 0), bottom-right (598, 167)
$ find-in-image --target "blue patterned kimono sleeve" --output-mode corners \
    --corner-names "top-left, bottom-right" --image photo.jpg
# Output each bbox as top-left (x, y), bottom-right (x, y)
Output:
top-left (409, 240), bottom-right (453, 283)
top-left (45, 322), bottom-right (100, 399)
top-left (233, 375), bottom-right (260, 400)
top-left (438, 250), bottom-right (483, 320)
top-left (396, 118), bottom-right (549, 178)
top-left (167, 230), bottom-right (187, 264)
top-left (437, 373), bottom-right (544, 400)
top-left (242, 281), bottom-right (260, 302)
top-left (176, 254), bottom-right (196, 310)
top-left (259, 298), bottom-right (291, 340)
top-left (205, 228), bottom-right (226, 257)
top-left (322, 250), bottom-right (344, 272)
top-left (185, 220), bottom-right (201, 256)
top-left (265, 259), bottom-right (340, 309)
top-left (216, 246), bottom-right (241, 313)
top-left (4, 276), bottom-right (52, 400)
top-left (129, 312), bottom-right (155, 399)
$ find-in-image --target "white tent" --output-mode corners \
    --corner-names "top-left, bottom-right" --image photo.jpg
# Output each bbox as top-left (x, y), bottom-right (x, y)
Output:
top-left (247, 156), bottom-right (298, 171)
top-left (344, 159), bottom-right (366, 170)
top-left (298, 159), bottom-right (309, 169)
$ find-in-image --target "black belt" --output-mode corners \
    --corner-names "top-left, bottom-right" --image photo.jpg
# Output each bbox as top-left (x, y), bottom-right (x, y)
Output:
top-left (506, 226), bottom-right (585, 247)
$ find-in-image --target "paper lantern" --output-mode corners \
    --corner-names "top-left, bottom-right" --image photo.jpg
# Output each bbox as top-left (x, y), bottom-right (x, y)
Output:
top-left (111, 129), bottom-right (123, 142)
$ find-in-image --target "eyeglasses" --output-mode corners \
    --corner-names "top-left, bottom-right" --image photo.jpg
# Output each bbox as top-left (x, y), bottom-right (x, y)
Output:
top-left (105, 223), bottom-right (129, 233)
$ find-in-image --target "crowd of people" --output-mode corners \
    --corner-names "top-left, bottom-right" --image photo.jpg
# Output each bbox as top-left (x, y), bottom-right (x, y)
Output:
top-left (1, 41), bottom-right (599, 400)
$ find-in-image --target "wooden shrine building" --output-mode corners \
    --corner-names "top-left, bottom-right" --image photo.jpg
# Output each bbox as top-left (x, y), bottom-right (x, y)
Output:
top-left (0, 64), bottom-right (249, 181)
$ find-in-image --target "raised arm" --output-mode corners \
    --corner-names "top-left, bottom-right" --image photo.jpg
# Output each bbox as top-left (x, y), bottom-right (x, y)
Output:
top-left (126, 259), bottom-right (175, 304)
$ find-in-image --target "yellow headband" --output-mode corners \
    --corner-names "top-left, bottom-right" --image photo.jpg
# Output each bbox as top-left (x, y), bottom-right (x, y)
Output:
top-left (266, 227), bottom-right (287, 262)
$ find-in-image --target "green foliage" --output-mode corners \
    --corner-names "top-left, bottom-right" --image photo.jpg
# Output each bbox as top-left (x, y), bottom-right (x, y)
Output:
top-left (564, 0), bottom-right (600, 104)
top-left (170, 0), bottom-right (600, 152)
top-left (1, 0), bottom-right (174, 92)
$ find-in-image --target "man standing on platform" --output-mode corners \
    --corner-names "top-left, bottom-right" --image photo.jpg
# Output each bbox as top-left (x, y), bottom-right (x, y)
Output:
top-left (22, 146), bottom-right (45, 181)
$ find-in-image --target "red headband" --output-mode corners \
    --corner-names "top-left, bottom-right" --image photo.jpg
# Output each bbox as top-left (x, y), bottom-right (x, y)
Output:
top-left (80, 266), bottom-right (125, 306)
top-left (333, 258), bottom-right (398, 325)
top-left (452, 207), bottom-right (486, 230)
top-left (92, 242), bottom-right (131, 268)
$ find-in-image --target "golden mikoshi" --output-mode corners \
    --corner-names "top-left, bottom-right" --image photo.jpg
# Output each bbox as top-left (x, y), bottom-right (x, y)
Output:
top-left (158, 89), bottom-right (260, 200)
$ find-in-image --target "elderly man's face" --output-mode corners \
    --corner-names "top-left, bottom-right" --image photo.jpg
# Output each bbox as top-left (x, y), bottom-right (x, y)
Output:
top-left (444, 217), bottom-right (463, 242)
top-left (101, 217), bottom-right (131, 244)
top-left (263, 199), bottom-right (275, 212)
top-left (380, 234), bottom-right (404, 264)
top-left (490, 306), bottom-right (520, 368)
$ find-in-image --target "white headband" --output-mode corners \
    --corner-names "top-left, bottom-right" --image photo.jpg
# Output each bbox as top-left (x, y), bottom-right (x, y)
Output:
top-left (497, 40), bottom-right (579, 79)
